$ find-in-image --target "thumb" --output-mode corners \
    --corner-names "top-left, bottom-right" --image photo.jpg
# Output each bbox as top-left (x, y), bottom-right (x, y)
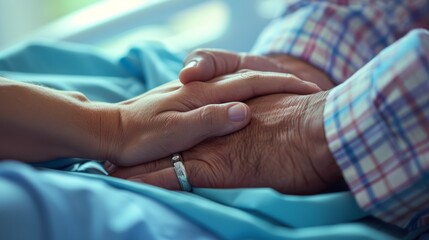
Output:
top-left (179, 49), bottom-right (243, 84)
top-left (178, 102), bottom-right (250, 143)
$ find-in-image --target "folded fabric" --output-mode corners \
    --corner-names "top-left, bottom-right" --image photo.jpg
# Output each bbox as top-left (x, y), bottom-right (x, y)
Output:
top-left (0, 161), bottom-right (417, 239)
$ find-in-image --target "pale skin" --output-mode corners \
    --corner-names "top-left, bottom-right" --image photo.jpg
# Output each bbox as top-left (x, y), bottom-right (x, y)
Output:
top-left (109, 49), bottom-right (344, 194)
top-left (0, 71), bottom-right (319, 165)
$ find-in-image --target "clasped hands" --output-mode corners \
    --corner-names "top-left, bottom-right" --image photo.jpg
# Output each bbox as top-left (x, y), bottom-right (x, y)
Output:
top-left (107, 49), bottom-right (342, 194)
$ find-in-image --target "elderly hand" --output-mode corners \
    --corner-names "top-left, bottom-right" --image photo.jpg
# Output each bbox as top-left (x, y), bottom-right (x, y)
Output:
top-left (109, 91), bottom-right (342, 194)
top-left (103, 71), bottom-right (320, 167)
top-left (179, 49), bottom-right (335, 90)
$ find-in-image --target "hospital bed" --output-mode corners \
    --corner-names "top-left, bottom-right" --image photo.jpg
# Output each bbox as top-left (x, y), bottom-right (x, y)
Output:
top-left (0, 0), bottom-right (427, 239)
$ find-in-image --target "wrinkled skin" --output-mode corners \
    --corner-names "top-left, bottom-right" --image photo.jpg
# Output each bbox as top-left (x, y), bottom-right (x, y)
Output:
top-left (110, 91), bottom-right (342, 194)
top-left (108, 49), bottom-right (343, 194)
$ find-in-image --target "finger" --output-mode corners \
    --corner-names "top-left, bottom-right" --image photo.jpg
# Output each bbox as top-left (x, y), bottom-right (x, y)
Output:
top-left (128, 168), bottom-right (181, 190)
top-left (174, 102), bottom-right (250, 145)
top-left (184, 71), bottom-right (320, 106)
top-left (210, 71), bottom-right (321, 102)
top-left (156, 103), bottom-right (249, 157)
top-left (179, 49), bottom-right (291, 84)
top-left (110, 158), bottom-right (171, 179)
top-left (179, 49), bottom-right (242, 84)
top-left (127, 160), bottom-right (215, 190)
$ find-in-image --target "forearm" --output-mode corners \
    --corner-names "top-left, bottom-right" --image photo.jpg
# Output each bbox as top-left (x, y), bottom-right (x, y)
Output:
top-left (0, 78), bottom-right (120, 162)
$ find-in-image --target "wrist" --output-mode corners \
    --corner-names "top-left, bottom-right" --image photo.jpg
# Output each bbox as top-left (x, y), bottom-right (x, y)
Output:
top-left (303, 91), bottom-right (342, 185)
top-left (84, 102), bottom-right (123, 161)
top-left (0, 80), bottom-right (122, 162)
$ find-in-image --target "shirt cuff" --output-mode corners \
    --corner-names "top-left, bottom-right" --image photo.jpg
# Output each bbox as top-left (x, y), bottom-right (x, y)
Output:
top-left (323, 29), bottom-right (429, 230)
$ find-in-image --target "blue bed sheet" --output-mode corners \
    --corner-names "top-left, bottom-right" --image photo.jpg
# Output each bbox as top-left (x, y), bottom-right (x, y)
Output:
top-left (0, 41), bottom-right (424, 239)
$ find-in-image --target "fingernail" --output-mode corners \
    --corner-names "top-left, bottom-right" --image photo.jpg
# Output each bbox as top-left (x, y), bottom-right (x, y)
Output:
top-left (228, 104), bottom-right (247, 122)
top-left (183, 60), bottom-right (197, 70)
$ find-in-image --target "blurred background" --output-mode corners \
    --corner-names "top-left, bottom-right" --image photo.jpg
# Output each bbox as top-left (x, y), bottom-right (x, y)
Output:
top-left (0, 0), bottom-right (99, 48)
top-left (0, 0), bottom-right (285, 54)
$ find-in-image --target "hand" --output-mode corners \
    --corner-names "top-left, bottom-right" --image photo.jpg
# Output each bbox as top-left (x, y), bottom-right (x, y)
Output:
top-left (109, 91), bottom-right (343, 194)
top-left (179, 49), bottom-right (335, 90)
top-left (102, 71), bottom-right (320, 167)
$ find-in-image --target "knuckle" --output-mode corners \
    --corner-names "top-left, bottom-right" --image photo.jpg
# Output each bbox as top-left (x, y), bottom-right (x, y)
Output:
top-left (180, 81), bottom-right (207, 96)
top-left (187, 142), bottom-right (229, 188)
top-left (180, 82), bottom-right (209, 106)
top-left (188, 48), bottom-right (212, 62)
top-left (184, 80), bottom-right (206, 90)
top-left (199, 106), bottom-right (217, 127)
top-left (282, 72), bottom-right (299, 81)
top-left (68, 91), bottom-right (89, 102)
top-left (239, 70), bottom-right (261, 80)
top-left (161, 113), bottom-right (180, 133)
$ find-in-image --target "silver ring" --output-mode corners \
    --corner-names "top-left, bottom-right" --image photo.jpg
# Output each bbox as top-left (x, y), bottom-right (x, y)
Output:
top-left (171, 153), bottom-right (192, 192)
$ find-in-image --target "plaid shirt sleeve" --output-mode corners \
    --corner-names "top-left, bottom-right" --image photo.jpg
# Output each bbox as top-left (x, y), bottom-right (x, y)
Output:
top-left (324, 29), bottom-right (429, 230)
top-left (251, 0), bottom-right (429, 84)
top-left (251, 0), bottom-right (429, 231)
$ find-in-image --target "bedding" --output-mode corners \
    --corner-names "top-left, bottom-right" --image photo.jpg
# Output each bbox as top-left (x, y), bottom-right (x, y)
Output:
top-left (0, 41), bottom-right (425, 239)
